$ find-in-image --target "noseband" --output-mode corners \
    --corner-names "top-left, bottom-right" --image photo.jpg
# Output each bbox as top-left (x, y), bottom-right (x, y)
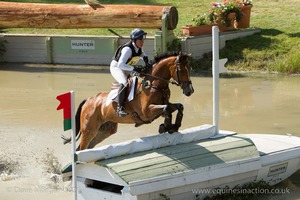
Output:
top-left (174, 56), bottom-right (192, 89)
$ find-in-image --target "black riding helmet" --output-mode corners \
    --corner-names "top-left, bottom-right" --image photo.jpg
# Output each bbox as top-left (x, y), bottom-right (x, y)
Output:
top-left (130, 28), bottom-right (147, 41)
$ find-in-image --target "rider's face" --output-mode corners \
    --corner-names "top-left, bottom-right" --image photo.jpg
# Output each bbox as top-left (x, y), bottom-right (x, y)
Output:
top-left (135, 39), bottom-right (144, 48)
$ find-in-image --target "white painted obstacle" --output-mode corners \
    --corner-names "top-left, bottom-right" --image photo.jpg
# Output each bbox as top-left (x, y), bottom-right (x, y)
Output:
top-left (62, 124), bottom-right (300, 200)
top-left (76, 124), bottom-right (235, 163)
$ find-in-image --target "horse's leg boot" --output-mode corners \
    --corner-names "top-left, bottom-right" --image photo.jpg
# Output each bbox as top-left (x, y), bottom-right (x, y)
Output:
top-left (116, 83), bottom-right (128, 117)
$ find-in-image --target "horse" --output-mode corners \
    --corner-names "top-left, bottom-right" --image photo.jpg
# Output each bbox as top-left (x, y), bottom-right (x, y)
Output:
top-left (62, 51), bottom-right (194, 150)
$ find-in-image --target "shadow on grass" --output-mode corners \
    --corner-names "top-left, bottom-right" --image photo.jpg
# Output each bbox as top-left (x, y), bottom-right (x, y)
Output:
top-left (260, 28), bottom-right (284, 36)
top-left (286, 32), bottom-right (300, 38)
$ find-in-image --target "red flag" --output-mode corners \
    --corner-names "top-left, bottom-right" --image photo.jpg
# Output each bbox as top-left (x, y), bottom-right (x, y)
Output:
top-left (56, 92), bottom-right (72, 131)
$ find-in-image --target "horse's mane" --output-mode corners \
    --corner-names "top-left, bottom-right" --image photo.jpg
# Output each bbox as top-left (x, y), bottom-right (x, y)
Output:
top-left (140, 51), bottom-right (189, 75)
top-left (150, 51), bottom-right (186, 65)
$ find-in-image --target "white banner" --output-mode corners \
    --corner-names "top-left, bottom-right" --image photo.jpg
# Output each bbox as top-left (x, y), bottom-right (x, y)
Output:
top-left (71, 40), bottom-right (95, 50)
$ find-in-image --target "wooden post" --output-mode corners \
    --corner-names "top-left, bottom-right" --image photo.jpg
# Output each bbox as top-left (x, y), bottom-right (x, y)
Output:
top-left (0, 2), bottom-right (178, 30)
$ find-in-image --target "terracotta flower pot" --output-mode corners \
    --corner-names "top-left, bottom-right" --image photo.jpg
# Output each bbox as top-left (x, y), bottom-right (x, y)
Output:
top-left (237, 5), bottom-right (253, 28)
top-left (217, 12), bottom-right (237, 32)
top-left (182, 24), bottom-right (215, 36)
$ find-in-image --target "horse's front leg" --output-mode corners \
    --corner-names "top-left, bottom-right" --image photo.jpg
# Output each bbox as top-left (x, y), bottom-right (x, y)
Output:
top-left (159, 103), bottom-right (184, 134)
top-left (159, 111), bottom-right (172, 134)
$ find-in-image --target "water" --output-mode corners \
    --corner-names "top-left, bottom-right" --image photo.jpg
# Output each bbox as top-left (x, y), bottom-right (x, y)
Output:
top-left (0, 63), bottom-right (299, 199)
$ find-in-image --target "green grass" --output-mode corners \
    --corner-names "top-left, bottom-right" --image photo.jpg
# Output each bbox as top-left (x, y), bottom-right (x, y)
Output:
top-left (1, 0), bottom-right (300, 73)
top-left (221, 0), bottom-right (300, 73)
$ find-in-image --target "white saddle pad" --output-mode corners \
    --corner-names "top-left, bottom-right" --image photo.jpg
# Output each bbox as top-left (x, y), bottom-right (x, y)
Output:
top-left (105, 76), bottom-right (137, 107)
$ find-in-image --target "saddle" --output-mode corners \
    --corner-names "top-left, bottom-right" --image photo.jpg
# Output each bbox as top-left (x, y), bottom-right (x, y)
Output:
top-left (106, 76), bottom-right (138, 106)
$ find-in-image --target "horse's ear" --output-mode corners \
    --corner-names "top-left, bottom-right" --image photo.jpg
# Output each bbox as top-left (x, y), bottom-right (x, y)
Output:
top-left (175, 52), bottom-right (192, 64)
top-left (175, 55), bottom-right (180, 64)
top-left (181, 53), bottom-right (192, 61)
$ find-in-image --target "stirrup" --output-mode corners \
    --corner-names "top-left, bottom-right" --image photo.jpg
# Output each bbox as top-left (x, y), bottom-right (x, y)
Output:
top-left (117, 106), bottom-right (128, 117)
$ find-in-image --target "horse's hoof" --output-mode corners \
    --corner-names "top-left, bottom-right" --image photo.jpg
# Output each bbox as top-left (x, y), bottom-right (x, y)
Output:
top-left (158, 124), bottom-right (167, 134)
top-left (168, 125), bottom-right (179, 134)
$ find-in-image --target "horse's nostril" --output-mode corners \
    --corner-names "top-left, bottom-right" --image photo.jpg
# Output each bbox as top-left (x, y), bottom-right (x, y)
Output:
top-left (185, 91), bottom-right (191, 96)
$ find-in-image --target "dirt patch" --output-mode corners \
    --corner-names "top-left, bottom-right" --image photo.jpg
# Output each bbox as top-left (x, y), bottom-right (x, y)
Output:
top-left (0, 154), bottom-right (19, 181)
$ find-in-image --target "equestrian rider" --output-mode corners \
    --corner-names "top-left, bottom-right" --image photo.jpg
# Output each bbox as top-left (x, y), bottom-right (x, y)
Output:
top-left (110, 28), bottom-right (150, 117)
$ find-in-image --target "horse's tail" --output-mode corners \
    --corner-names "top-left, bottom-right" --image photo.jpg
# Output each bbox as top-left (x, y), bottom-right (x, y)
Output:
top-left (61, 99), bottom-right (87, 145)
top-left (75, 99), bottom-right (86, 137)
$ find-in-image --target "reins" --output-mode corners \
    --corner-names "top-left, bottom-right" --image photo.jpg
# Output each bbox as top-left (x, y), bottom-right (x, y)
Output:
top-left (136, 53), bottom-right (192, 93)
top-left (139, 71), bottom-right (180, 86)
top-left (138, 56), bottom-right (184, 87)
top-left (138, 61), bottom-right (191, 87)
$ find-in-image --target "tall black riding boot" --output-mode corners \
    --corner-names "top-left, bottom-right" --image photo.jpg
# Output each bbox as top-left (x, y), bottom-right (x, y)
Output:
top-left (116, 83), bottom-right (128, 117)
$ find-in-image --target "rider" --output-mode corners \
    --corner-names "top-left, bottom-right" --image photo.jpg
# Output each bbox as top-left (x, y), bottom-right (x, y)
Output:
top-left (110, 28), bottom-right (150, 117)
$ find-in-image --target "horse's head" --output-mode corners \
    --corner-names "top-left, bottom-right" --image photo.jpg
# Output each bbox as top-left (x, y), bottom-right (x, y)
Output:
top-left (171, 53), bottom-right (194, 96)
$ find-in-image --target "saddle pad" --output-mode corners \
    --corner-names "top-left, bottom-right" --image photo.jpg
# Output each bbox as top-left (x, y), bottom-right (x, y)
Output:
top-left (105, 76), bottom-right (137, 107)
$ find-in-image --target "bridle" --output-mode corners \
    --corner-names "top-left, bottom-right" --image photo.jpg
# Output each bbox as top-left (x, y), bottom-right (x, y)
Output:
top-left (139, 55), bottom-right (192, 88)
top-left (174, 55), bottom-right (192, 89)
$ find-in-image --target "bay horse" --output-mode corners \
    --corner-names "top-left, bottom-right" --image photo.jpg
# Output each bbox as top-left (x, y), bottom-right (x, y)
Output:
top-left (63, 52), bottom-right (194, 150)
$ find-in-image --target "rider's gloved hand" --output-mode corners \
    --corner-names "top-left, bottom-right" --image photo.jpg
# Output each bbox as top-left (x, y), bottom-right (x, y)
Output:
top-left (145, 62), bottom-right (152, 69)
top-left (143, 56), bottom-right (149, 65)
top-left (133, 65), bottom-right (144, 73)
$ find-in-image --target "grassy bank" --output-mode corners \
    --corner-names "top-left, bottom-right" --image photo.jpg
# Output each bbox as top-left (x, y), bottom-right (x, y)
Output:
top-left (1, 0), bottom-right (300, 73)
top-left (219, 0), bottom-right (300, 74)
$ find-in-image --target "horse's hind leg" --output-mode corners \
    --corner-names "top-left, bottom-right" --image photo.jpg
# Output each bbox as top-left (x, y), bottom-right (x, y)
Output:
top-left (79, 126), bottom-right (100, 150)
top-left (79, 113), bottom-right (103, 150)
top-left (87, 122), bottom-right (118, 149)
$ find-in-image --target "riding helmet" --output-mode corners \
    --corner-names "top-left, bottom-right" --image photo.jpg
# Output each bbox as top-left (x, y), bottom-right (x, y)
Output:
top-left (130, 29), bottom-right (147, 40)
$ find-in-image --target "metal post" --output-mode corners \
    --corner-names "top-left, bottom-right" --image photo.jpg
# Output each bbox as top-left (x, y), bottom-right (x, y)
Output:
top-left (70, 91), bottom-right (77, 200)
top-left (212, 26), bottom-right (219, 134)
